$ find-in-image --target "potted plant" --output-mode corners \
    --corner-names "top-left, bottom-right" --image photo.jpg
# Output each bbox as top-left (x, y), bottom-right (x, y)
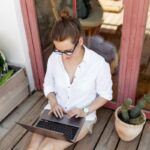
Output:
top-left (115, 93), bottom-right (150, 141)
top-left (0, 50), bottom-right (29, 121)
top-left (0, 50), bottom-right (14, 85)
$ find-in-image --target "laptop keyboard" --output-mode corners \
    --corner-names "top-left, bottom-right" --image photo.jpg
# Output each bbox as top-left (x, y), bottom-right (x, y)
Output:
top-left (36, 119), bottom-right (78, 140)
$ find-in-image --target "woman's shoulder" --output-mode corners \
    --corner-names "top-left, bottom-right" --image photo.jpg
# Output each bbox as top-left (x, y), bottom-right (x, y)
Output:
top-left (47, 52), bottom-right (59, 63)
top-left (46, 52), bottom-right (60, 68)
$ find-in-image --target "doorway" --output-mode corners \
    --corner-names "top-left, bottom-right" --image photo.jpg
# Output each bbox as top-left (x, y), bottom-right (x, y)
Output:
top-left (20, 0), bottom-right (150, 114)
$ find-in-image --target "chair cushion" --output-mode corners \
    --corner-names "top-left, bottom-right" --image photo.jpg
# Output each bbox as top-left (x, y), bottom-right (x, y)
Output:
top-left (79, 7), bottom-right (103, 27)
top-left (85, 36), bottom-right (116, 63)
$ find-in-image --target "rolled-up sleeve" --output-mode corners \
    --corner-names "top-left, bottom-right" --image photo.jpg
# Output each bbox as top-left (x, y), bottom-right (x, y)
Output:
top-left (43, 55), bottom-right (55, 97)
top-left (96, 60), bottom-right (113, 100)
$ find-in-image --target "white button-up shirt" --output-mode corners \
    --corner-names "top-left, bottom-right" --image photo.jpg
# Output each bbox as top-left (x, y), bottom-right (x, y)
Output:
top-left (43, 46), bottom-right (112, 120)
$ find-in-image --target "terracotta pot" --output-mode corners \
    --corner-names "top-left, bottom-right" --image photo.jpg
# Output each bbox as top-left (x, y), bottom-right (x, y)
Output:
top-left (115, 106), bottom-right (146, 141)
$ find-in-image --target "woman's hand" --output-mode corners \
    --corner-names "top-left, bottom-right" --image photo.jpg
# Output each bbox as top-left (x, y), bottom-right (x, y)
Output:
top-left (67, 107), bottom-right (86, 118)
top-left (49, 103), bottom-right (65, 118)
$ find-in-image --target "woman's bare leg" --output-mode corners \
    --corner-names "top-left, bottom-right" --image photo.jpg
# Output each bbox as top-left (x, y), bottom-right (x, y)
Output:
top-left (27, 133), bottom-right (45, 150)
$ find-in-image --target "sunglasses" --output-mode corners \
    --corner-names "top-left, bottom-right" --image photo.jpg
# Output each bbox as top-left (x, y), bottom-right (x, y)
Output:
top-left (53, 41), bottom-right (78, 56)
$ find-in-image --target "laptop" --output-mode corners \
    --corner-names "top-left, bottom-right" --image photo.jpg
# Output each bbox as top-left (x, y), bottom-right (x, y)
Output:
top-left (17, 109), bottom-right (85, 143)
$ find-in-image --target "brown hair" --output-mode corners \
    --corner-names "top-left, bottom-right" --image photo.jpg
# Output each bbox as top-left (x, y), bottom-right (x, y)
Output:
top-left (51, 11), bottom-right (84, 44)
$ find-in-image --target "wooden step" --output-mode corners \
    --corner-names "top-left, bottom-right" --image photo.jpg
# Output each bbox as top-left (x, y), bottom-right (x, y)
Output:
top-left (99, 0), bottom-right (123, 13)
top-left (0, 91), bottom-right (43, 140)
top-left (0, 68), bottom-right (29, 121)
top-left (137, 121), bottom-right (150, 150)
top-left (0, 95), bottom-right (47, 150)
top-left (95, 114), bottom-right (119, 150)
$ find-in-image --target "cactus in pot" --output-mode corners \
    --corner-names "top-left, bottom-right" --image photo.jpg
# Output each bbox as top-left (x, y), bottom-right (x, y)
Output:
top-left (115, 93), bottom-right (150, 141)
top-left (120, 93), bottom-right (150, 125)
top-left (120, 98), bottom-right (132, 123)
top-left (130, 93), bottom-right (150, 118)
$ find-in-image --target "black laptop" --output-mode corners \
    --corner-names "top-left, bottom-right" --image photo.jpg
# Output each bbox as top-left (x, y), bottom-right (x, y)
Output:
top-left (17, 109), bottom-right (85, 143)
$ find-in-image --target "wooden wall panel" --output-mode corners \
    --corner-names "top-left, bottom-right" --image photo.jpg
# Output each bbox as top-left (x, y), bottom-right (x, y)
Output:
top-left (117, 0), bottom-right (150, 106)
top-left (20, 0), bottom-right (45, 90)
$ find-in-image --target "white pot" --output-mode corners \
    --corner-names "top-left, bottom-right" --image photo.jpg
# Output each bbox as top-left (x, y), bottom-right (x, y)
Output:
top-left (115, 106), bottom-right (146, 141)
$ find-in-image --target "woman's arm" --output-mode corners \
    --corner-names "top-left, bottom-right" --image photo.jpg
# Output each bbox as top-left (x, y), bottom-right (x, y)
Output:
top-left (67, 96), bottom-right (108, 118)
top-left (47, 92), bottom-right (65, 118)
top-left (85, 96), bottom-right (108, 114)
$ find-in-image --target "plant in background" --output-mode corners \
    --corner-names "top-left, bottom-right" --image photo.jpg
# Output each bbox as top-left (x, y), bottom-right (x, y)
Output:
top-left (120, 93), bottom-right (150, 125)
top-left (115, 93), bottom-right (150, 141)
top-left (0, 50), bottom-right (14, 86)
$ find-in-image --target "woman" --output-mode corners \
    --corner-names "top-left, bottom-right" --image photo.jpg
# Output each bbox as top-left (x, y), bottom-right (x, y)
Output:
top-left (27, 11), bottom-right (112, 150)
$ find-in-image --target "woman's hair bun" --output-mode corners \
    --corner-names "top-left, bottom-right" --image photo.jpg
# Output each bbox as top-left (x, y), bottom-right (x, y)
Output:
top-left (59, 10), bottom-right (70, 20)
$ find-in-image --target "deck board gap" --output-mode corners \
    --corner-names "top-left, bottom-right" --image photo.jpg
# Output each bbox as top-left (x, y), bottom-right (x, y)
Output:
top-left (94, 111), bottom-right (114, 149)
top-left (135, 123), bottom-right (147, 150)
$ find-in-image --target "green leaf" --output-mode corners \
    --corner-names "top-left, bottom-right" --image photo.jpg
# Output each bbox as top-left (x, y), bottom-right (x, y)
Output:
top-left (0, 70), bottom-right (14, 86)
top-left (0, 53), bottom-right (5, 67)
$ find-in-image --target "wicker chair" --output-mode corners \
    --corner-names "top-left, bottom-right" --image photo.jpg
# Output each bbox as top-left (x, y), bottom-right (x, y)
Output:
top-left (85, 35), bottom-right (119, 74)
top-left (50, 0), bottom-right (103, 36)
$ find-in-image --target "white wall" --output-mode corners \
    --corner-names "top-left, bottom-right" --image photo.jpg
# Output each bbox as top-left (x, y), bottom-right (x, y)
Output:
top-left (0, 0), bottom-right (35, 91)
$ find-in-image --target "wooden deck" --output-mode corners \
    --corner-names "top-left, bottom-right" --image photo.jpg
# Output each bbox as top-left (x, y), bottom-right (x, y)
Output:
top-left (0, 91), bottom-right (150, 150)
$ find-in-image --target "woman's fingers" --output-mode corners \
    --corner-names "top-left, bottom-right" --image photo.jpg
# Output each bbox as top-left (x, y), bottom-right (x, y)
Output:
top-left (53, 109), bottom-right (58, 118)
top-left (67, 108), bottom-right (85, 118)
top-left (67, 108), bottom-right (80, 118)
top-left (57, 106), bottom-right (63, 118)
top-left (67, 110), bottom-right (74, 118)
top-left (53, 105), bottom-right (65, 118)
top-left (50, 106), bottom-right (84, 118)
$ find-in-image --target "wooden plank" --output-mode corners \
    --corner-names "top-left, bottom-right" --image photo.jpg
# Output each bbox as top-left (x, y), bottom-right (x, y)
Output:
top-left (0, 68), bottom-right (29, 121)
top-left (73, 108), bottom-right (113, 150)
top-left (127, 0), bottom-right (150, 100)
top-left (116, 134), bottom-right (141, 150)
top-left (20, 0), bottom-right (40, 89)
top-left (117, 0), bottom-right (135, 104)
top-left (103, 10), bottom-right (124, 26)
top-left (13, 132), bottom-right (32, 150)
top-left (0, 96), bottom-right (47, 150)
top-left (0, 92), bottom-right (43, 140)
top-left (146, 10), bottom-right (150, 30)
top-left (100, 24), bottom-right (118, 34)
top-left (137, 121), bottom-right (150, 150)
top-left (95, 114), bottom-right (119, 150)
top-left (99, 0), bottom-right (123, 13)
top-left (25, 0), bottom-right (45, 89)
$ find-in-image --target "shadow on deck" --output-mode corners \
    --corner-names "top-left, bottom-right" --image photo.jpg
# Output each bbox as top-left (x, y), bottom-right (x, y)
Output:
top-left (0, 91), bottom-right (150, 150)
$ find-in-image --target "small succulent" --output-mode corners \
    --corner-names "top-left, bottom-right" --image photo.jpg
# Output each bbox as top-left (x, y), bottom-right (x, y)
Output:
top-left (120, 93), bottom-right (150, 125)
top-left (0, 50), bottom-right (13, 86)
top-left (0, 50), bottom-right (8, 75)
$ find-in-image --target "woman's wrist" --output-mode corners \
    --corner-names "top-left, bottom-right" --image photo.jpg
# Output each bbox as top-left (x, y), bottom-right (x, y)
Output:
top-left (47, 92), bottom-right (58, 108)
top-left (48, 99), bottom-right (58, 108)
top-left (83, 107), bottom-right (90, 116)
